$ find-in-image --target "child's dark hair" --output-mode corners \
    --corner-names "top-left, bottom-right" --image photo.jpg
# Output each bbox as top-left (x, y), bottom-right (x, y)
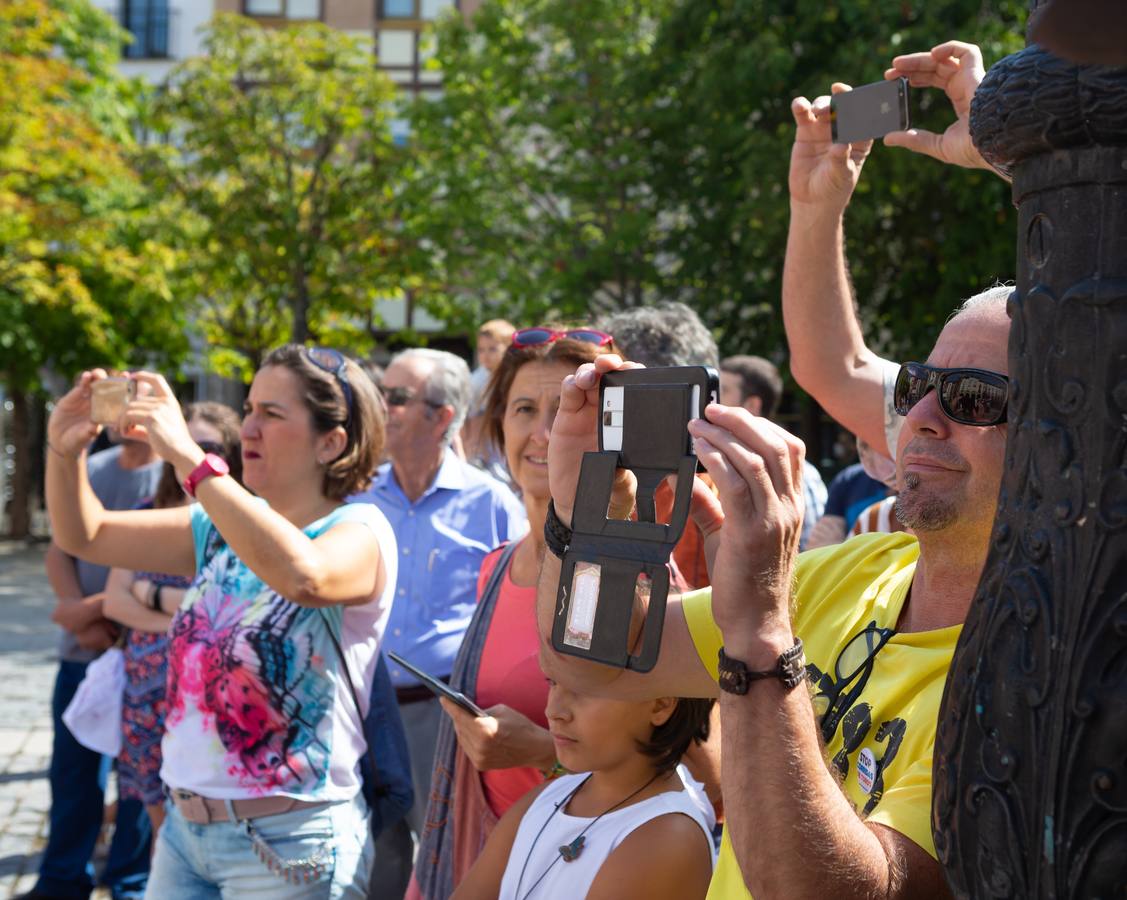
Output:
top-left (637, 698), bottom-right (715, 773)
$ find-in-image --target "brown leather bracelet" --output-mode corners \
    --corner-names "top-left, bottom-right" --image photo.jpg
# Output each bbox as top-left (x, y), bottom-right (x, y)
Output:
top-left (718, 639), bottom-right (807, 694)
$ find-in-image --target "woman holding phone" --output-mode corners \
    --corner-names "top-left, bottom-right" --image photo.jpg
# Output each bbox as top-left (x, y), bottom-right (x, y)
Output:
top-left (411, 327), bottom-right (618, 900)
top-left (46, 346), bottom-right (394, 899)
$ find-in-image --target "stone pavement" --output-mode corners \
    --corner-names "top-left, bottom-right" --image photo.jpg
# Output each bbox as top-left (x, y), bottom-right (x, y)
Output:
top-left (0, 542), bottom-right (111, 900)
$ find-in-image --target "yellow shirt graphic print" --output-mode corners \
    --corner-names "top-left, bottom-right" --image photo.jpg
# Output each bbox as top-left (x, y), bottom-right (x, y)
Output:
top-left (682, 533), bottom-right (960, 900)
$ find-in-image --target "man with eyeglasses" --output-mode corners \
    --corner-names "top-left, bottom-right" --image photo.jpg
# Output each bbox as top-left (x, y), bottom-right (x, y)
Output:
top-left (349, 348), bottom-right (527, 897)
top-left (535, 41), bottom-right (1013, 900)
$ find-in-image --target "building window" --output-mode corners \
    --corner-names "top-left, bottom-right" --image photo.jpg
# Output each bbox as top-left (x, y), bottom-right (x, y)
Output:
top-left (244, 0), bottom-right (322, 19)
top-left (381, 0), bottom-right (417, 18)
top-left (380, 0), bottom-right (454, 19)
top-left (121, 0), bottom-right (170, 59)
top-left (420, 0), bottom-right (453, 19)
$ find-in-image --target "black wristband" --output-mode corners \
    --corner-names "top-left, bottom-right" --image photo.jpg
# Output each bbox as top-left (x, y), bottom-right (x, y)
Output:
top-left (543, 499), bottom-right (573, 559)
top-left (151, 585), bottom-right (164, 613)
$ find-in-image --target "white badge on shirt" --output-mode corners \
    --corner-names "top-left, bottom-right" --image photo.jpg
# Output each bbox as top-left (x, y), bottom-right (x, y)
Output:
top-left (857, 747), bottom-right (878, 794)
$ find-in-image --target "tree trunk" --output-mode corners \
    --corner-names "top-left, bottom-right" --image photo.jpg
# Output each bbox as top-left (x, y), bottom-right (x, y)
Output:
top-left (7, 387), bottom-right (31, 539)
top-left (291, 263), bottom-right (311, 345)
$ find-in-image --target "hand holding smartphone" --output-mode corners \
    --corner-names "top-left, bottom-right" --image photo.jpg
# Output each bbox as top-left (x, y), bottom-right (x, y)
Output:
top-left (831, 77), bottom-right (910, 144)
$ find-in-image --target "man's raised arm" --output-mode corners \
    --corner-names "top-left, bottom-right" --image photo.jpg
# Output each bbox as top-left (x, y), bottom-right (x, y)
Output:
top-left (782, 87), bottom-right (893, 456)
top-left (785, 42), bottom-right (998, 460)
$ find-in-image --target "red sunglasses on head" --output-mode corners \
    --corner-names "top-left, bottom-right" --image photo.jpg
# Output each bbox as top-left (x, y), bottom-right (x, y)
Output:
top-left (510, 327), bottom-right (614, 350)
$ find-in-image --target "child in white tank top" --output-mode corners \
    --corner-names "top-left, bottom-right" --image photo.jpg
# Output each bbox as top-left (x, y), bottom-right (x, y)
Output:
top-left (452, 680), bottom-right (715, 900)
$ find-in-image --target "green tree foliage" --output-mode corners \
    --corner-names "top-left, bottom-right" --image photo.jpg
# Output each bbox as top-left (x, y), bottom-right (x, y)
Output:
top-left (639, 0), bottom-right (1026, 362)
top-left (0, 0), bottom-right (185, 535)
top-left (145, 15), bottom-right (406, 379)
top-left (406, 0), bottom-right (1026, 362)
top-left (402, 0), bottom-right (673, 327)
top-left (0, 0), bottom-right (185, 391)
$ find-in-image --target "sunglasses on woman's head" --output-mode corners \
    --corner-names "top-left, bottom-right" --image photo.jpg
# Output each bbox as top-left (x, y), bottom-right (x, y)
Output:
top-left (304, 347), bottom-right (354, 427)
top-left (510, 327), bottom-right (614, 351)
top-left (893, 362), bottom-right (1009, 427)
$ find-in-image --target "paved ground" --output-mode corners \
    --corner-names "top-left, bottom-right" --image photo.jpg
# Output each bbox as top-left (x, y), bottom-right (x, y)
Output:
top-left (0, 541), bottom-right (111, 899)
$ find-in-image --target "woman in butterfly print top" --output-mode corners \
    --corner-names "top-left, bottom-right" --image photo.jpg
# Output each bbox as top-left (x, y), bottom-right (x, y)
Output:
top-left (46, 345), bottom-right (395, 899)
top-left (452, 681), bottom-right (715, 900)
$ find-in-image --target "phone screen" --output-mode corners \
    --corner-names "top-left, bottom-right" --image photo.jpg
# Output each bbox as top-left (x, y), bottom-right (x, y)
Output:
top-left (386, 652), bottom-right (487, 717)
top-left (831, 78), bottom-right (910, 144)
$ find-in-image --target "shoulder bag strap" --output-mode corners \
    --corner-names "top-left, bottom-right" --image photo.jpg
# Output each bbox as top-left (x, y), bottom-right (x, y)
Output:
top-left (452, 539), bottom-right (521, 699)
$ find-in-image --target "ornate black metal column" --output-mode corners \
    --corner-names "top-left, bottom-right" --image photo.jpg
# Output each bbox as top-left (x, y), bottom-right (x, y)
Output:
top-left (930, 27), bottom-right (1127, 900)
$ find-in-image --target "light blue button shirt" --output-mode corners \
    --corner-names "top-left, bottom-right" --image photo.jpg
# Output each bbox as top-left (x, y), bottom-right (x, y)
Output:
top-left (350, 449), bottom-right (528, 688)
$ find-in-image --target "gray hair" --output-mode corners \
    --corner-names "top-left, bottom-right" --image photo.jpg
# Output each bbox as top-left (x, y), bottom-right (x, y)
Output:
top-left (949, 284), bottom-right (1013, 322)
top-left (598, 301), bottom-right (719, 369)
top-left (392, 348), bottom-right (472, 445)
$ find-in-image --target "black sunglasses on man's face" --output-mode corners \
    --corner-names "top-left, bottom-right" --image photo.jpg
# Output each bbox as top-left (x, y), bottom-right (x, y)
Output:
top-left (379, 384), bottom-right (442, 409)
top-left (893, 362), bottom-right (1009, 427)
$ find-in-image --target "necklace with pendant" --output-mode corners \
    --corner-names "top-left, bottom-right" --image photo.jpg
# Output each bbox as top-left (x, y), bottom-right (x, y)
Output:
top-left (514, 770), bottom-right (667, 900)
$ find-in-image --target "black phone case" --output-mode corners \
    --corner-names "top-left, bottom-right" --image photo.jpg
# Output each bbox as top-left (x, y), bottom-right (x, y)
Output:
top-left (550, 366), bottom-right (718, 672)
top-left (831, 77), bottom-right (910, 144)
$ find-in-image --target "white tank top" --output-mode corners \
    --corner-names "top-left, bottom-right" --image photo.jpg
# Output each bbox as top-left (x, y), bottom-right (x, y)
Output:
top-left (498, 771), bottom-right (714, 900)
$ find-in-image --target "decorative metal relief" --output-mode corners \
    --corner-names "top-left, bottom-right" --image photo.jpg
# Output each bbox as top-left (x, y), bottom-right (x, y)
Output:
top-left (932, 43), bottom-right (1127, 898)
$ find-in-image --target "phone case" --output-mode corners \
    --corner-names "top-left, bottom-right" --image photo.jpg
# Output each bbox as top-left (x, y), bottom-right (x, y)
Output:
top-left (831, 77), bottom-right (910, 144)
top-left (551, 366), bottom-right (718, 672)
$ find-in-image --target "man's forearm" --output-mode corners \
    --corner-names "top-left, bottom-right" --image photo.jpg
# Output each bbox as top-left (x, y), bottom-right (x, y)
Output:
top-left (720, 673), bottom-right (900, 899)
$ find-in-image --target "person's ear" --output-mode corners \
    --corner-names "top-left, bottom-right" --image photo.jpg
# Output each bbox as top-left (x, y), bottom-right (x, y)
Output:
top-left (743, 396), bottom-right (763, 417)
top-left (650, 697), bottom-right (678, 729)
top-left (431, 404), bottom-right (455, 435)
top-left (316, 425), bottom-right (348, 465)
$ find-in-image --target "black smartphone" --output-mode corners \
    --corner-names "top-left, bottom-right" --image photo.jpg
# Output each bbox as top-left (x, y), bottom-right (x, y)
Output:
top-left (831, 77), bottom-right (910, 144)
top-left (386, 652), bottom-right (487, 717)
top-left (598, 366), bottom-right (719, 472)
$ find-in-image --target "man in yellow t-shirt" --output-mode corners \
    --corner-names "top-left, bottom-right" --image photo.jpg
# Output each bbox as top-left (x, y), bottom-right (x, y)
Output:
top-left (536, 300), bottom-right (1008, 898)
top-left (680, 532), bottom-right (957, 898)
top-left (535, 45), bottom-right (1014, 899)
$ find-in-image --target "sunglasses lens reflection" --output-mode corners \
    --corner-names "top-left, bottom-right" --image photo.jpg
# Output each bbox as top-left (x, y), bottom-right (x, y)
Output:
top-left (514, 328), bottom-right (556, 346)
top-left (565, 330), bottom-right (610, 345)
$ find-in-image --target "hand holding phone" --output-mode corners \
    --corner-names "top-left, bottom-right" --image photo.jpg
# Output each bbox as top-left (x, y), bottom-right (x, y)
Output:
top-left (831, 77), bottom-right (910, 144)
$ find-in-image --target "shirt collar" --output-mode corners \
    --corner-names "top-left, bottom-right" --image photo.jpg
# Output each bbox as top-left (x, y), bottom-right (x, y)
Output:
top-left (377, 447), bottom-right (465, 500)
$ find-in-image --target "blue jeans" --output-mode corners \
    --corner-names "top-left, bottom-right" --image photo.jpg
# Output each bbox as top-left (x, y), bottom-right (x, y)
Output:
top-left (36, 659), bottom-right (152, 900)
top-left (145, 795), bottom-right (372, 900)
